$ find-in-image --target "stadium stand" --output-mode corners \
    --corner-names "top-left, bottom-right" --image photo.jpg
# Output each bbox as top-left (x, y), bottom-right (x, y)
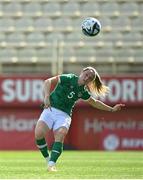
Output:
top-left (0, 0), bottom-right (142, 75)
top-left (42, 2), bottom-right (62, 17)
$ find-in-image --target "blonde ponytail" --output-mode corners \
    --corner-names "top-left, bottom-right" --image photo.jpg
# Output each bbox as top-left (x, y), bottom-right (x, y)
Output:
top-left (84, 67), bottom-right (109, 96)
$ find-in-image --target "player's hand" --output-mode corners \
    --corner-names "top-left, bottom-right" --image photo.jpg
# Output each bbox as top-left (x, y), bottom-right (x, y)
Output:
top-left (112, 104), bottom-right (125, 112)
top-left (44, 96), bottom-right (52, 111)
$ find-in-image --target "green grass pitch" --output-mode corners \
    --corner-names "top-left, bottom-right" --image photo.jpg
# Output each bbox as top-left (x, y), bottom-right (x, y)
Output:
top-left (0, 151), bottom-right (143, 179)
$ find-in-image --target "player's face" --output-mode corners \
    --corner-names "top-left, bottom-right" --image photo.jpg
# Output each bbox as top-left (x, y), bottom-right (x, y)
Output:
top-left (79, 69), bottom-right (95, 85)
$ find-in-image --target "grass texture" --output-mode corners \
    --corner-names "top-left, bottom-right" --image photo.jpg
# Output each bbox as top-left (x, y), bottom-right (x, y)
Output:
top-left (0, 151), bottom-right (143, 179)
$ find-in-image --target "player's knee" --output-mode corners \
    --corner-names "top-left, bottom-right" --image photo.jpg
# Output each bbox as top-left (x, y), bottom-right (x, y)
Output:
top-left (54, 128), bottom-right (68, 142)
top-left (35, 121), bottom-right (48, 139)
top-left (56, 128), bottom-right (67, 136)
top-left (60, 129), bottom-right (67, 136)
top-left (35, 126), bottom-right (45, 139)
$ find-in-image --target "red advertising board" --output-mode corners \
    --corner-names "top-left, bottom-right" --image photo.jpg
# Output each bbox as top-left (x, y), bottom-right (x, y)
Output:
top-left (0, 106), bottom-right (142, 150)
top-left (99, 129), bottom-right (143, 151)
top-left (0, 108), bottom-right (39, 150)
top-left (0, 108), bottom-right (69, 150)
top-left (69, 106), bottom-right (143, 150)
top-left (100, 75), bottom-right (143, 106)
top-left (0, 75), bottom-right (46, 107)
top-left (0, 75), bottom-right (143, 107)
top-left (0, 75), bottom-right (143, 150)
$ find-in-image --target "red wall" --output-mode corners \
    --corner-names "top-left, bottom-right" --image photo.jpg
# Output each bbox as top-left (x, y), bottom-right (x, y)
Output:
top-left (70, 105), bottom-right (143, 150)
top-left (0, 75), bottom-right (143, 150)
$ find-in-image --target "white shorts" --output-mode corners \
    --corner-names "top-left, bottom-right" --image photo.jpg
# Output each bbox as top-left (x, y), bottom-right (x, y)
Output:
top-left (38, 107), bottom-right (72, 131)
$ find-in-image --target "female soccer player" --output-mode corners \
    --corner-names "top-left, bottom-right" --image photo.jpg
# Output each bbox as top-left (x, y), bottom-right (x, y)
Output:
top-left (35, 67), bottom-right (125, 172)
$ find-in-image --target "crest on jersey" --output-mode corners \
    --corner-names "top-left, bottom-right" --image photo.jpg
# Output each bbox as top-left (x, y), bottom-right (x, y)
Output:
top-left (78, 92), bottom-right (82, 97)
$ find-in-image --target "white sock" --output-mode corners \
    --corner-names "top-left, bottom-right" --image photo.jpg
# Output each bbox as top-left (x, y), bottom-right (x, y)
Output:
top-left (48, 161), bottom-right (55, 166)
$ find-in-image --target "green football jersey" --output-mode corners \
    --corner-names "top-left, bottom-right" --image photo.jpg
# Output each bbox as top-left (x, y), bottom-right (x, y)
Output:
top-left (50, 74), bottom-right (91, 116)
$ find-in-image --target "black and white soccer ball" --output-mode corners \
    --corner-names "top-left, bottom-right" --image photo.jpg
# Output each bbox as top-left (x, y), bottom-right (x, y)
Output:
top-left (81, 17), bottom-right (101, 37)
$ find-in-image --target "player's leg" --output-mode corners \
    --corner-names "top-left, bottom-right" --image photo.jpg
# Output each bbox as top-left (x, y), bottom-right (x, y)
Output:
top-left (48, 127), bottom-right (68, 171)
top-left (35, 120), bottom-right (50, 161)
top-left (48, 111), bottom-right (71, 171)
top-left (35, 109), bottom-right (53, 162)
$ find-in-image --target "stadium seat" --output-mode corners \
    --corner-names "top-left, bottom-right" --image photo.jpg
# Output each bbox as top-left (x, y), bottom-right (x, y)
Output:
top-left (100, 17), bottom-right (112, 32)
top-left (74, 0), bottom-right (88, 3)
top-left (114, 48), bottom-right (134, 62)
top-left (0, 48), bottom-right (16, 62)
top-left (62, 47), bottom-right (76, 61)
top-left (3, 2), bottom-right (22, 17)
top-left (0, 33), bottom-right (6, 43)
top-left (131, 17), bottom-right (143, 32)
top-left (102, 31), bottom-right (122, 42)
top-left (0, 18), bottom-right (15, 32)
top-left (17, 48), bottom-right (36, 62)
top-left (112, 16), bottom-right (131, 32)
top-left (122, 32), bottom-right (142, 42)
top-left (75, 47), bottom-right (95, 62)
top-left (42, 2), bottom-right (61, 17)
top-left (36, 47), bottom-right (53, 61)
top-left (34, 17), bottom-right (53, 32)
top-left (7, 32), bottom-right (26, 47)
top-left (15, 17), bottom-right (34, 32)
top-left (139, 2), bottom-right (143, 13)
top-left (95, 48), bottom-right (113, 61)
top-left (100, 2), bottom-right (120, 17)
top-left (26, 32), bottom-right (46, 47)
top-left (46, 32), bottom-right (64, 43)
top-left (81, 2), bottom-right (100, 17)
top-left (0, 0), bottom-right (142, 75)
top-left (23, 2), bottom-right (42, 17)
top-left (54, 18), bottom-right (73, 32)
top-left (62, 2), bottom-right (81, 17)
top-left (133, 49), bottom-right (143, 62)
top-left (72, 17), bottom-right (85, 32)
top-left (65, 32), bottom-right (82, 42)
top-left (0, 3), bottom-right (3, 17)
top-left (120, 2), bottom-right (139, 17)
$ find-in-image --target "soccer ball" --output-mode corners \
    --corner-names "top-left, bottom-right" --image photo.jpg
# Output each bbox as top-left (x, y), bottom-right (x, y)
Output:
top-left (81, 17), bottom-right (101, 37)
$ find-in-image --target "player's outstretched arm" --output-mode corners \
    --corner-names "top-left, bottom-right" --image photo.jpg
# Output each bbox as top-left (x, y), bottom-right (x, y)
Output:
top-left (43, 76), bottom-right (59, 109)
top-left (87, 97), bottom-right (125, 112)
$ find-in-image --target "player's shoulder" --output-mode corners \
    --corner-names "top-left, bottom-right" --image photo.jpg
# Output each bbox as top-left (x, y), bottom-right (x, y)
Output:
top-left (59, 73), bottom-right (78, 84)
top-left (60, 73), bottom-right (77, 79)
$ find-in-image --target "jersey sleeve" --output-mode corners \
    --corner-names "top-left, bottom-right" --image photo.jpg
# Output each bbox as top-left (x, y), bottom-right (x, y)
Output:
top-left (50, 76), bottom-right (59, 92)
top-left (81, 90), bottom-right (91, 100)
